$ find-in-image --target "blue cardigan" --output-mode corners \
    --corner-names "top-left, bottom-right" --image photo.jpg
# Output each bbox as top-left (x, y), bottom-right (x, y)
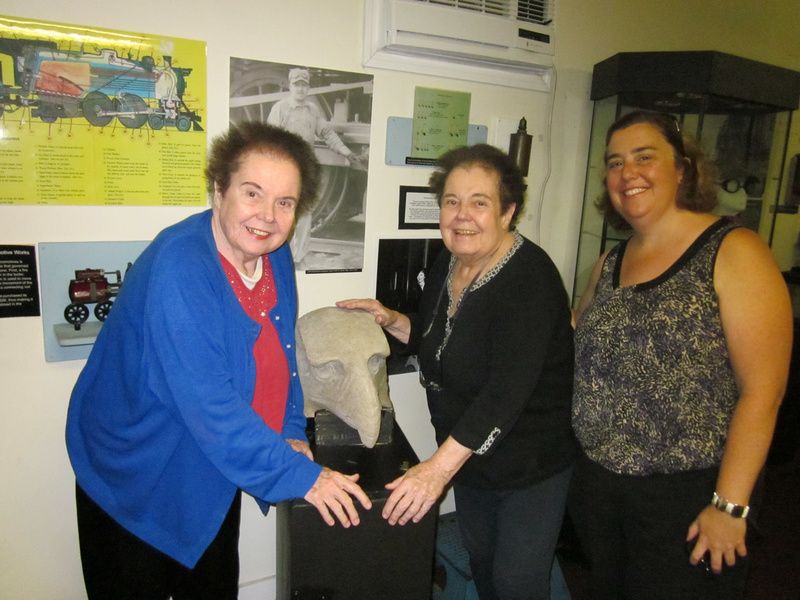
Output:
top-left (66, 210), bottom-right (321, 568)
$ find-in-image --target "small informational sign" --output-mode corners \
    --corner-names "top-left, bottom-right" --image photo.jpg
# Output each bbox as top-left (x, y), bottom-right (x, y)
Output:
top-left (410, 87), bottom-right (470, 161)
top-left (384, 117), bottom-right (487, 167)
top-left (399, 185), bottom-right (439, 229)
top-left (0, 245), bottom-right (40, 318)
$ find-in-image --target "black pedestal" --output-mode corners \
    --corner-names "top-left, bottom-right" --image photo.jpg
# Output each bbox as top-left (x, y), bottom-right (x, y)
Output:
top-left (276, 422), bottom-right (437, 600)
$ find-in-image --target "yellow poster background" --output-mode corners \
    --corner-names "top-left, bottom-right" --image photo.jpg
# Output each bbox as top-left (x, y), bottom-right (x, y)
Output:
top-left (0, 15), bottom-right (207, 205)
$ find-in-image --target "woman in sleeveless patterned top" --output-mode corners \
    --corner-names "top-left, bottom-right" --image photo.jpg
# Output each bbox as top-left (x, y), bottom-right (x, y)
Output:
top-left (571, 110), bottom-right (792, 599)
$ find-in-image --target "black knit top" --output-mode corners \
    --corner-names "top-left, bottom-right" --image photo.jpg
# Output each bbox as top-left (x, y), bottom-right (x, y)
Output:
top-left (573, 218), bottom-right (740, 475)
top-left (409, 233), bottom-right (576, 489)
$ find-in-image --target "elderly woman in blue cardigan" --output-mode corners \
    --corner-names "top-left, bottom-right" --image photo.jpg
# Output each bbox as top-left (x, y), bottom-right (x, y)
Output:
top-left (66, 122), bottom-right (370, 600)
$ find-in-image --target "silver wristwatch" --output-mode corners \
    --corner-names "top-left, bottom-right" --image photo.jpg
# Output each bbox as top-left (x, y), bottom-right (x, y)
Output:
top-left (711, 491), bottom-right (750, 519)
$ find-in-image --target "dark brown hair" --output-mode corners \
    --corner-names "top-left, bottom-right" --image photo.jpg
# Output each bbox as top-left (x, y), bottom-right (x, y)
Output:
top-left (428, 144), bottom-right (526, 228)
top-left (596, 110), bottom-right (718, 230)
top-left (205, 121), bottom-right (320, 215)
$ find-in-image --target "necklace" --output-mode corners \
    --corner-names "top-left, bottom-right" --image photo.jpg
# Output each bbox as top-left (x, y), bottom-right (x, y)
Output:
top-left (447, 231), bottom-right (516, 316)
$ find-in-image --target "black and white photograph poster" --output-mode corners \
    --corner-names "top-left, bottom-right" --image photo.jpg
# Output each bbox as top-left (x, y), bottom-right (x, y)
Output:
top-left (229, 58), bottom-right (373, 273)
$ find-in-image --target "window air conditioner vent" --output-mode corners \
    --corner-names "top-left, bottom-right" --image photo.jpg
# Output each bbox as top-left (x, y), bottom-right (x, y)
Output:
top-left (517, 0), bottom-right (552, 25)
top-left (410, 1), bottom-right (510, 18)
top-left (363, 0), bottom-right (556, 90)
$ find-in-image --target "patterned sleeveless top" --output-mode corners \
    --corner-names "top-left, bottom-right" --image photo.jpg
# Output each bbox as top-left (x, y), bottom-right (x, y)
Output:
top-left (573, 218), bottom-right (739, 475)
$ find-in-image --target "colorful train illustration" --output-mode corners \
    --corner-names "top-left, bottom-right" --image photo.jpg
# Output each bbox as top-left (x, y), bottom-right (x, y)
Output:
top-left (0, 38), bottom-right (202, 131)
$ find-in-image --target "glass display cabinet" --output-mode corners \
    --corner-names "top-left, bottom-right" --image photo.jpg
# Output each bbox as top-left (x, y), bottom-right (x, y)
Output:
top-left (572, 51), bottom-right (800, 306)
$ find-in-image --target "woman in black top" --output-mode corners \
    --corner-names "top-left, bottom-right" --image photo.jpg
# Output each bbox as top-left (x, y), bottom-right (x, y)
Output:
top-left (339, 144), bottom-right (576, 599)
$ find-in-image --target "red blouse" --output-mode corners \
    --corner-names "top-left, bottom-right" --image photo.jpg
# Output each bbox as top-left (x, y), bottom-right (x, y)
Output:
top-left (219, 254), bottom-right (288, 433)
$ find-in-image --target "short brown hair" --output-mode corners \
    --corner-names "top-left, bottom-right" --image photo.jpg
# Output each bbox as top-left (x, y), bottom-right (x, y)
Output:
top-left (205, 121), bottom-right (320, 216)
top-left (428, 144), bottom-right (526, 228)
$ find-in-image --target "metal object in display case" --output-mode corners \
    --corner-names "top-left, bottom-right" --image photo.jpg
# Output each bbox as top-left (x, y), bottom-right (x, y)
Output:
top-left (572, 51), bottom-right (800, 306)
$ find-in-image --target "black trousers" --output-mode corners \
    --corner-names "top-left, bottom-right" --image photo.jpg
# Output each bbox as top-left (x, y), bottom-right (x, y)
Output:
top-left (76, 484), bottom-right (241, 600)
top-left (453, 466), bottom-right (573, 600)
top-left (569, 454), bottom-right (752, 600)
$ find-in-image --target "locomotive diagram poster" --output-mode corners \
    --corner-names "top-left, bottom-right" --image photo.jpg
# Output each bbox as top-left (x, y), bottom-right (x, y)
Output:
top-left (0, 15), bottom-right (207, 206)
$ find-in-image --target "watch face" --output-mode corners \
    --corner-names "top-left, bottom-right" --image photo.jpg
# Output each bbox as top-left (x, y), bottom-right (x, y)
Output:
top-left (730, 504), bottom-right (749, 518)
top-left (713, 493), bottom-right (749, 519)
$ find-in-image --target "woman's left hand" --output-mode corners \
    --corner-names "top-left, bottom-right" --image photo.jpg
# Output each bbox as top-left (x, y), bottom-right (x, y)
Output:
top-left (685, 227), bottom-right (790, 574)
top-left (382, 459), bottom-right (450, 526)
top-left (286, 438), bottom-right (314, 460)
top-left (686, 505), bottom-right (747, 573)
top-left (382, 436), bottom-right (471, 526)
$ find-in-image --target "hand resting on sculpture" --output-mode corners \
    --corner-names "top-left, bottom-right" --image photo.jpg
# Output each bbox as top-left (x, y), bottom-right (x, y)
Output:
top-left (336, 298), bottom-right (411, 345)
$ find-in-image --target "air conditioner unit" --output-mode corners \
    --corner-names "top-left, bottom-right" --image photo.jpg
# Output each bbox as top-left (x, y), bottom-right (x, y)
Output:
top-left (363, 0), bottom-right (555, 91)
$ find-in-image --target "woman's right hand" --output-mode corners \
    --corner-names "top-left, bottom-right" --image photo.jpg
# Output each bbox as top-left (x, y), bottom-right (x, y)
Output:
top-left (336, 299), bottom-right (411, 344)
top-left (304, 467), bottom-right (372, 527)
top-left (336, 298), bottom-right (396, 327)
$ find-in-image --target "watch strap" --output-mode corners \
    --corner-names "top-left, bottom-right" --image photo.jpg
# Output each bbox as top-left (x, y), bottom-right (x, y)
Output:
top-left (711, 491), bottom-right (750, 519)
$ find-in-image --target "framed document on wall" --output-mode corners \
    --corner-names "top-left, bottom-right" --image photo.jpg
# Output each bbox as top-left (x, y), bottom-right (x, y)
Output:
top-left (398, 186), bottom-right (439, 229)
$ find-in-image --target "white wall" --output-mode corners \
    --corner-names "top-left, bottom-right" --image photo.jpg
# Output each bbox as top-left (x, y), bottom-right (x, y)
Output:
top-left (1, 0), bottom-right (798, 597)
top-left (0, 1), bottom-right (558, 597)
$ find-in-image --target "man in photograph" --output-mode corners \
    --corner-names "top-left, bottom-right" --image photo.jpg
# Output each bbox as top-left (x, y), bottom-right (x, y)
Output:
top-left (268, 67), bottom-right (366, 267)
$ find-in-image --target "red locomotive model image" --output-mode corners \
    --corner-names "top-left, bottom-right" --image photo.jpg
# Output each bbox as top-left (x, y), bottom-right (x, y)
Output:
top-left (64, 266), bottom-right (128, 330)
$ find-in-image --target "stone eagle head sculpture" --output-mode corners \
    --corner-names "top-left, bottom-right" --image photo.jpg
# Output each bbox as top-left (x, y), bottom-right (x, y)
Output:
top-left (296, 307), bottom-right (392, 448)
